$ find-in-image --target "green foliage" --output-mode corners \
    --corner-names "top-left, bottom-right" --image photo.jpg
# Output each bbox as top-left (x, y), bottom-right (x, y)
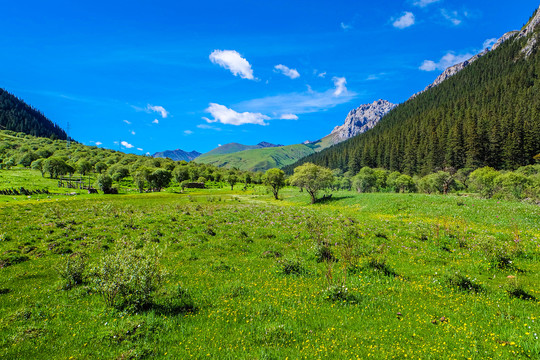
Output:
top-left (264, 168), bottom-right (285, 200)
top-left (43, 157), bottom-right (71, 178)
top-left (394, 174), bottom-right (416, 193)
top-left (353, 167), bottom-right (376, 193)
top-left (147, 168), bottom-right (172, 191)
top-left (470, 167), bottom-right (500, 198)
top-left (96, 174), bottom-right (114, 193)
top-left (91, 246), bottom-right (163, 310)
top-left (493, 172), bottom-right (531, 200)
top-left (289, 163), bottom-right (334, 203)
top-left (56, 253), bottom-right (88, 290)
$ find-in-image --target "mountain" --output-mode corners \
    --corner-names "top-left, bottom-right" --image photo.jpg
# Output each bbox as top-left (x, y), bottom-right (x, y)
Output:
top-left (153, 149), bottom-right (201, 162)
top-left (285, 5), bottom-right (540, 175)
top-left (194, 143), bottom-right (316, 172)
top-left (194, 101), bottom-right (395, 172)
top-left (197, 141), bottom-right (283, 159)
top-left (0, 88), bottom-right (68, 140)
top-left (410, 31), bottom-right (518, 99)
top-left (320, 100), bottom-right (397, 145)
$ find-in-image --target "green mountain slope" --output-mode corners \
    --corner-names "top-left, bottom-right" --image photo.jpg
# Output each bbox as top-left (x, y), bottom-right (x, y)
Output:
top-left (197, 141), bottom-right (284, 160)
top-left (284, 10), bottom-right (540, 175)
top-left (195, 144), bottom-right (316, 172)
top-left (0, 88), bottom-right (68, 140)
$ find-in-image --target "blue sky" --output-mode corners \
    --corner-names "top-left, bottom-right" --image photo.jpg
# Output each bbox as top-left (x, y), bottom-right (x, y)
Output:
top-left (1, 0), bottom-right (538, 154)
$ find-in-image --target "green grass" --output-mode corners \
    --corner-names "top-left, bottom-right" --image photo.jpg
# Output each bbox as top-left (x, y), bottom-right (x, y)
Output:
top-left (1, 182), bottom-right (539, 359)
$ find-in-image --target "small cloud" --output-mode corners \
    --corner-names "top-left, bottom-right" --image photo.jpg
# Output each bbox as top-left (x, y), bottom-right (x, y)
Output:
top-left (280, 113), bottom-right (299, 120)
top-left (274, 64), bottom-right (300, 79)
top-left (441, 9), bottom-right (462, 26)
top-left (152, 119), bottom-right (159, 124)
top-left (130, 130), bottom-right (136, 135)
top-left (218, 144), bottom-right (222, 147)
top-left (393, 12), bottom-right (415, 29)
top-left (197, 124), bottom-right (222, 131)
top-left (209, 49), bottom-right (255, 80)
top-left (317, 72), bottom-right (327, 78)
top-left (340, 22), bottom-right (353, 31)
top-left (113, 141), bottom-right (119, 145)
top-left (123, 120), bottom-right (131, 125)
top-left (419, 52), bottom-right (473, 71)
top-left (184, 130), bottom-right (194, 135)
top-left (203, 103), bottom-right (269, 126)
top-left (483, 38), bottom-right (497, 50)
top-left (413, 0), bottom-right (440, 7)
top-left (146, 152), bottom-right (151, 156)
top-left (94, 141), bottom-right (102, 146)
top-left (332, 77), bottom-right (348, 96)
top-left (121, 141), bottom-right (134, 149)
top-left (137, 148), bottom-right (143, 151)
top-left (147, 105), bottom-right (169, 118)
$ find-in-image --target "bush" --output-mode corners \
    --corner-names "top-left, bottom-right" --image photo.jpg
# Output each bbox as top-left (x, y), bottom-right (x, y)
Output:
top-left (56, 253), bottom-right (88, 290)
top-left (91, 246), bottom-right (163, 310)
top-left (469, 167), bottom-right (499, 198)
top-left (96, 174), bottom-right (114, 194)
top-left (493, 172), bottom-right (530, 200)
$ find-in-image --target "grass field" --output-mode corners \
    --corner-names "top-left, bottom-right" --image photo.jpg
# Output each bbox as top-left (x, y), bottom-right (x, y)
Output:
top-left (1, 174), bottom-right (539, 359)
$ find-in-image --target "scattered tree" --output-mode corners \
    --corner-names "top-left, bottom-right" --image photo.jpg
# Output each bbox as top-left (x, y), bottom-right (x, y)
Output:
top-left (289, 163), bottom-right (334, 204)
top-left (264, 168), bottom-right (285, 200)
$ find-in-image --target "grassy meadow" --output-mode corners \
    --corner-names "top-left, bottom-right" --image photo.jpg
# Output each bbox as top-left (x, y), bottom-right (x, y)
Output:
top-left (1, 170), bottom-right (540, 359)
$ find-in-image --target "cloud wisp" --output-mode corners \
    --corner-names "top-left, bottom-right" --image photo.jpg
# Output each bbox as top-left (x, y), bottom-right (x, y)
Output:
top-left (209, 50), bottom-right (255, 80)
top-left (235, 77), bottom-right (356, 117)
top-left (280, 114), bottom-right (299, 120)
top-left (413, 0), bottom-right (440, 8)
top-left (393, 12), bottom-right (415, 29)
top-left (203, 103), bottom-right (269, 126)
top-left (274, 64), bottom-right (300, 79)
top-left (147, 105), bottom-right (169, 118)
top-left (121, 141), bottom-right (134, 149)
top-left (419, 52), bottom-right (474, 71)
top-left (440, 9), bottom-right (463, 26)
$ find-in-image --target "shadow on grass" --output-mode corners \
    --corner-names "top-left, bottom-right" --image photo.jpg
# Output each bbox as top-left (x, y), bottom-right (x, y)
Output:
top-left (316, 195), bottom-right (354, 204)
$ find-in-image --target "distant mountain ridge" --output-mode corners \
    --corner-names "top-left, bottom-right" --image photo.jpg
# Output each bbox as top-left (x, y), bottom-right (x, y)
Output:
top-left (194, 100), bottom-right (395, 172)
top-left (197, 141), bottom-right (283, 159)
top-left (153, 149), bottom-right (201, 162)
top-left (0, 88), bottom-right (68, 140)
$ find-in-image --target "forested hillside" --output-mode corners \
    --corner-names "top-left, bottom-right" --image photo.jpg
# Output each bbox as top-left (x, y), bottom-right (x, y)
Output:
top-left (285, 20), bottom-right (540, 176)
top-left (0, 88), bottom-right (68, 140)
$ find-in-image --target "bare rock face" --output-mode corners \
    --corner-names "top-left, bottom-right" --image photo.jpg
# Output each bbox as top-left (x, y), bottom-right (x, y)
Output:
top-left (328, 100), bottom-right (396, 144)
top-left (492, 30), bottom-right (519, 50)
top-left (518, 5), bottom-right (540, 39)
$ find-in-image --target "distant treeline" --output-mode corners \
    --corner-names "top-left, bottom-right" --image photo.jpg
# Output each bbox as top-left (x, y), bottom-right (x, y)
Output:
top-left (0, 88), bottom-right (68, 140)
top-left (285, 33), bottom-right (540, 175)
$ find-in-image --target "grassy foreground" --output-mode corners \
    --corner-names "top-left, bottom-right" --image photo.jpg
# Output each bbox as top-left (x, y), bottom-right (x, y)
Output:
top-left (1, 187), bottom-right (539, 359)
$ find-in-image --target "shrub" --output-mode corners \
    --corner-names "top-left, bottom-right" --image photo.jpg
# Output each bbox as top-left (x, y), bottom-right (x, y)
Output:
top-left (56, 253), bottom-right (88, 290)
top-left (493, 172), bottom-right (531, 200)
top-left (353, 167), bottom-right (376, 193)
top-left (444, 271), bottom-right (483, 293)
top-left (469, 167), bottom-right (499, 198)
top-left (96, 174), bottom-right (114, 194)
top-left (91, 246), bottom-right (163, 310)
top-left (280, 257), bottom-right (306, 275)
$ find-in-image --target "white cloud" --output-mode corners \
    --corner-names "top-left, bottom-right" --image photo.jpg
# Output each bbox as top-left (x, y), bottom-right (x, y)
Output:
top-left (441, 9), bottom-right (462, 25)
top-left (236, 77), bottom-right (356, 116)
top-left (393, 12), bottom-right (415, 29)
top-left (419, 52), bottom-right (474, 71)
top-left (218, 144), bottom-right (222, 147)
top-left (147, 105), bottom-right (169, 118)
top-left (197, 124), bottom-right (222, 131)
top-left (130, 130), bottom-right (136, 135)
top-left (209, 50), bottom-right (255, 80)
top-left (152, 119), bottom-right (159, 124)
top-left (274, 64), bottom-right (300, 79)
top-left (95, 141), bottom-right (102, 146)
top-left (121, 141), bottom-right (134, 149)
top-left (413, 0), bottom-right (440, 7)
top-left (332, 77), bottom-right (347, 96)
top-left (483, 38), bottom-right (497, 49)
top-left (317, 72), bottom-right (327, 78)
top-left (280, 114), bottom-right (299, 120)
top-left (123, 120), bottom-right (131, 125)
top-left (203, 103), bottom-right (270, 126)
top-left (137, 148), bottom-right (143, 151)
top-left (184, 130), bottom-right (194, 135)
top-left (340, 22), bottom-right (353, 31)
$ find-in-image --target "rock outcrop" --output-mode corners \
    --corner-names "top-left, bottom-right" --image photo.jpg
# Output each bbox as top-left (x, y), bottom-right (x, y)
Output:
top-left (325, 100), bottom-right (396, 144)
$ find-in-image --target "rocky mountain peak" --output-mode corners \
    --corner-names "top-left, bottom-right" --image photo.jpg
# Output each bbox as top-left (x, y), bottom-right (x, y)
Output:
top-left (328, 99), bottom-right (396, 144)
